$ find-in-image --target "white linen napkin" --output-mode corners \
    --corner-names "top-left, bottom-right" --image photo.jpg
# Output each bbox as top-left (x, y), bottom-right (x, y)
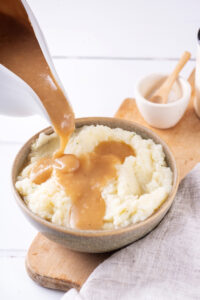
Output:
top-left (62, 164), bottom-right (200, 300)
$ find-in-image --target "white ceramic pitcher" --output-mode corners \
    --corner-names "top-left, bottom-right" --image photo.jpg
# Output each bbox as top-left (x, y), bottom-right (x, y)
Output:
top-left (0, 0), bottom-right (68, 124)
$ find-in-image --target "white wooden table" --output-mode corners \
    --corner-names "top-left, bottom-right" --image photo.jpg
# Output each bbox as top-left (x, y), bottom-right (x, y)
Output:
top-left (0, 0), bottom-right (198, 298)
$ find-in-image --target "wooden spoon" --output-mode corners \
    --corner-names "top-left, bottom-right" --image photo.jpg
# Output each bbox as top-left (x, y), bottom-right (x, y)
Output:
top-left (149, 51), bottom-right (191, 104)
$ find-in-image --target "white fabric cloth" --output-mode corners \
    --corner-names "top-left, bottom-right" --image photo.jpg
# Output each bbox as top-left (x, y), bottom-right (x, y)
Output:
top-left (62, 164), bottom-right (200, 300)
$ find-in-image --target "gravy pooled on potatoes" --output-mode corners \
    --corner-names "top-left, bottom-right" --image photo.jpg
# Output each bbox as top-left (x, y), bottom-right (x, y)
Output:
top-left (31, 141), bottom-right (134, 229)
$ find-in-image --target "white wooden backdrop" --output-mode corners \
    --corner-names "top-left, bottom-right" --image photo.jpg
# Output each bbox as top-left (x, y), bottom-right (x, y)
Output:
top-left (0, 0), bottom-right (199, 299)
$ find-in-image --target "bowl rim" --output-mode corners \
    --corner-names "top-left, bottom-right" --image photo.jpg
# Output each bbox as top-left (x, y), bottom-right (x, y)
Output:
top-left (134, 73), bottom-right (191, 108)
top-left (12, 117), bottom-right (179, 237)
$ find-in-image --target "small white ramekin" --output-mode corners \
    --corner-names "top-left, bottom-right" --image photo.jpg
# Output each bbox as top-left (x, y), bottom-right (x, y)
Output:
top-left (134, 73), bottom-right (191, 129)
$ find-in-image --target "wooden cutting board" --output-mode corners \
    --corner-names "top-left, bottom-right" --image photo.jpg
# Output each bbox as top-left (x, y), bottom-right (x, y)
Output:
top-left (26, 93), bottom-right (200, 292)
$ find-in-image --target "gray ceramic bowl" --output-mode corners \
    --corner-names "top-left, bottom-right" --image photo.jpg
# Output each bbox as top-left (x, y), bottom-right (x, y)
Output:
top-left (12, 117), bottom-right (179, 253)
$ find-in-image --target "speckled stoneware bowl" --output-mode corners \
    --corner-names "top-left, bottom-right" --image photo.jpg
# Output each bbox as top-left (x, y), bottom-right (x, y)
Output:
top-left (12, 117), bottom-right (179, 253)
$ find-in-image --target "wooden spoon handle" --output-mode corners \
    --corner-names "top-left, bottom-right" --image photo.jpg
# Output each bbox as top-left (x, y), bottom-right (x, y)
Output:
top-left (160, 51), bottom-right (191, 103)
top-left (165, 52), bottom-right (191, 87)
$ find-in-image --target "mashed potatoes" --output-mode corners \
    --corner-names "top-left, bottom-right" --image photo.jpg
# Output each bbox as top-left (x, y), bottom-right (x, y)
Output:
top-left (16, 125), bottom-right (173, 229)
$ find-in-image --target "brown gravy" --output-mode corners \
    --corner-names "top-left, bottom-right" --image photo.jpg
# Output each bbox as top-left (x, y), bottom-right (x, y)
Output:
top-left (31, 141), bottom-right (135, 229)
top-left (1, 1), bottom-right (135, 229)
